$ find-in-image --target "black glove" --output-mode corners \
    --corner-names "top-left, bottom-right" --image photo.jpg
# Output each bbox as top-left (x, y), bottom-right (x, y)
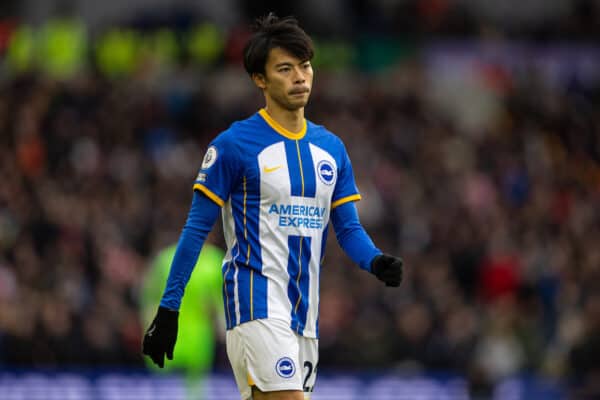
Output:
top-left (142, 306), bottom-right (179, 368)
top-left (371, 253), bottom-right (403, 287)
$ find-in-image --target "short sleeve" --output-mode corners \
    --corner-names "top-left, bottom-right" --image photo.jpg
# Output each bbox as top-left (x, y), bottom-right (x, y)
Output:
top-left (331, 141), bottom-right (361, 209)
top-left (193, 132), bottom-right (241, 207)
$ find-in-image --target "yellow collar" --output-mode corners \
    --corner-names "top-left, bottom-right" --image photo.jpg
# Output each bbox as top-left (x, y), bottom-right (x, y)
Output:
top-left (258, 109), bottom-right (306, 140)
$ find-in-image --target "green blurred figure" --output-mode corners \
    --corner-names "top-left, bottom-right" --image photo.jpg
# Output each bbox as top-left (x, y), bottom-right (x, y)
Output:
top-left (7, 17), bottom-right (87, 78)
top-left (38, 17), bottom-right (87, 79)
top-left (141, 241), bottom-right (224, 397)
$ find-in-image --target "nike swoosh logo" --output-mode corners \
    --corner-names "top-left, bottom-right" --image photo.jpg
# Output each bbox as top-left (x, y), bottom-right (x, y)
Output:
top-left (263, 165), bottom-right (282, 173)
top-left (147, 325), bottom-right (156, 337)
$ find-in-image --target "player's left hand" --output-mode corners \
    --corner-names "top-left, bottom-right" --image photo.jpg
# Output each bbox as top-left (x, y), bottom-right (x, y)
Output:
top-left (370, 254), bottom-right (403, 287)
top-left (142, 306), bottom-right (179, 368)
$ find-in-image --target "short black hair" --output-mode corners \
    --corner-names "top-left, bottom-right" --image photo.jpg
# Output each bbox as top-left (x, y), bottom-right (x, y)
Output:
top-left (243, 14), bottom-right (314, 76)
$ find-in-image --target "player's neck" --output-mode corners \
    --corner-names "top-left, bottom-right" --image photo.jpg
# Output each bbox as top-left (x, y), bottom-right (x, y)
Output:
top-left (263, 105), bottom-right (305, 134)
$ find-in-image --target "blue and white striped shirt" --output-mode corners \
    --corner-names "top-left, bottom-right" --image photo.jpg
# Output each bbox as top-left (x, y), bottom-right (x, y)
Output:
top-left (162, 109), bottom-right (381, 338)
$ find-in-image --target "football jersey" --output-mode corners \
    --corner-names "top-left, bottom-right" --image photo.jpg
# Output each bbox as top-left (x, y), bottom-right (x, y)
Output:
top-left (193, 109), bottom-right (361, 338)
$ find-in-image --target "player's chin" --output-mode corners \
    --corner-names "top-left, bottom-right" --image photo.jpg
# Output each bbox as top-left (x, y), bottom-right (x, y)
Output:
top-left (287, 96), bottom-right (310, 109)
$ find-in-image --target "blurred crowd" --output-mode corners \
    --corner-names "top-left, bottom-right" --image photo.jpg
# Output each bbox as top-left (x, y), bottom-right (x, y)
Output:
top-left (268, 0), bottom-right (600, 40)
top-left (0, 31), bottom-right (600, 399)
top-left (4, 0), bottom-right (600, 40)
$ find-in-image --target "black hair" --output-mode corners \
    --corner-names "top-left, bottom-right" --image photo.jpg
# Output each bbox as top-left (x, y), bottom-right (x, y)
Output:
top-left (243, 14), bottom-right (314, 76)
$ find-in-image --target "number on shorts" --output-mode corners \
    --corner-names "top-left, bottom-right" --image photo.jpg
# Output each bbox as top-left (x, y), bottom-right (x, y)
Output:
top-left (303, 361), bottom-right (314, 392)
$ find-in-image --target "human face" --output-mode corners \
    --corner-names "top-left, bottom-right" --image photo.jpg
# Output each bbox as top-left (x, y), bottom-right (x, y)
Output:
top-left (253, 47), bottom-right (313, 111)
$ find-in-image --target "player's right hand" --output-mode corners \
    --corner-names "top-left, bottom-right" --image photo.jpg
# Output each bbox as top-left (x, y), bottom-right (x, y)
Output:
top-left (142, 306), bottom-right (179, 368)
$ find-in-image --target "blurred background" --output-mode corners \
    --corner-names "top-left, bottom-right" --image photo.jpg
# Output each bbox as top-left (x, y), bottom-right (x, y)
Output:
top-left (1, 0), bottom-right (600, 399)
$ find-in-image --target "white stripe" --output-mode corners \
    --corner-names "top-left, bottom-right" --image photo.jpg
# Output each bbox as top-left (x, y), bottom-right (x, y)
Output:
top-left (304, 144), bottom-right (339, 337)
top-left (233, 257), bottom-right (240, 325)
top-left (224, 197), bottom-right (242, 326)
top-left (258, 142), bottom-right (293, 325)
top-left (249, 141), bottom-right (341, 337)
top-left (222, 199), bottom-right (235, 264)
top-left (302, 236), bottom-right (321, 337)
top-left (221, 199), bottom-right (236, 327)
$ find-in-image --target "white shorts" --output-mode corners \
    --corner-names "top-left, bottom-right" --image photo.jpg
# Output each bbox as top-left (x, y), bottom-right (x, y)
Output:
top-left (226, 318), bottom-right (318, 400)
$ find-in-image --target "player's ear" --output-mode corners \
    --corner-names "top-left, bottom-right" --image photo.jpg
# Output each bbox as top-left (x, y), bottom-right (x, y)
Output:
top-left (252, 73), bottom-right (267, 90)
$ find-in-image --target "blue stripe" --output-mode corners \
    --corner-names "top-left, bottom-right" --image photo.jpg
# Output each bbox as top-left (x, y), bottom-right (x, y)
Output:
top-left (222, 260), bottom-right (236, 329)
top-left (285, 141), bottom-right (303, 197)
top-left (230, 193), bottom-right (247, 327)
top-left (283, 140), bottom-right (317, 198)
top-left (287, 236), bottom-right (300, 331)
top-left (287, 235), bottom-right (312, 335)
top-left (231, 190), bottom-right (248, 266)
top-left (236, 265), bottom-right (252, 324)
top-left (231, 186), bottom-right (251, 325)
top-left (298, 141), bottom-right (316, 197)
top-left (220, 188), bottom-right (249, 328)
top-left (246, 174), bottom-right (267, 320)
top-left (224, 171), bottom-right (268, 325)
top-left (252, 270), bottom-right (268, 320)
top-left (297, 236), bottom-right (311, 335)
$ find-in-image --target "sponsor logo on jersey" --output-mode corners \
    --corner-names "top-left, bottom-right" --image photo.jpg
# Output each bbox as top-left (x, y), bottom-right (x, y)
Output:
top-left (268, 203), bottom-right (326, 229)
top-left (201, 146), bottom-right (218, 169)
top-left (263, 164), bottom-right (282, 173)
top-left (317, 160), bottom-right (335, 185)
top-left (275, 357), bottom-right (296, 378)
top-left (196, 172), bottom-right (207, 182)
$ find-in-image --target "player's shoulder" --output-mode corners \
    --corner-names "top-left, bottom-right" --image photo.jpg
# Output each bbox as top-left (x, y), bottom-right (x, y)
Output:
top-left (211, 113), bottom-right (263, 146)
top-left (233, 112), bottom-right (265, 131)
top-left (306, 120), bottom-right (347, 150)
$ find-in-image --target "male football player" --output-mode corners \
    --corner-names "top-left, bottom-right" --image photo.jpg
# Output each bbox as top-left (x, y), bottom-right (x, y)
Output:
top-left (143, 14), bottom-right (403, 400)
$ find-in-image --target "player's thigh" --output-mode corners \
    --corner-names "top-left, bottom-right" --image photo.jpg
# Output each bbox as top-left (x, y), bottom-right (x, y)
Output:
top-left (251, 387), bottom-right (304, 400)
top-left (226, 319), bottom-right (304, 398)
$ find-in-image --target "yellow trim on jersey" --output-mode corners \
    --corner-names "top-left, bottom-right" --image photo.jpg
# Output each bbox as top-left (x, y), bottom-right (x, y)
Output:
top-left (295, 141), bottom-right (305, 196)
top-left (247, 373), bottom-right (255, 386)
top-left (259, 108), bottom-right (306, 140)
top-left (193, 183), bottom-right (225, 207)
top-left (331, 194), bottom-right (362, 209)
top-left (243, 176), bottom-right (249, 251)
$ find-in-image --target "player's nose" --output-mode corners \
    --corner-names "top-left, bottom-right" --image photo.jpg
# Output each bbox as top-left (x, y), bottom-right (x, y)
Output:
top-left (292, 67), bottom-right (306, 83)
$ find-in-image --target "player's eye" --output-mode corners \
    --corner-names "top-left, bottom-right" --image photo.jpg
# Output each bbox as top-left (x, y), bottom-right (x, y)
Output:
top-left (278, 67), bottom-right (291, 73)
top-left (302, 62), bottom-right (311, 69)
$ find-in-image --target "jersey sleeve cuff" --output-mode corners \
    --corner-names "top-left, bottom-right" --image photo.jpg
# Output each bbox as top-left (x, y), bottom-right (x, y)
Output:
top-left (193, 183), bottom-right (225, 207)
top-left (331, 194), bottom-right (361, 209)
